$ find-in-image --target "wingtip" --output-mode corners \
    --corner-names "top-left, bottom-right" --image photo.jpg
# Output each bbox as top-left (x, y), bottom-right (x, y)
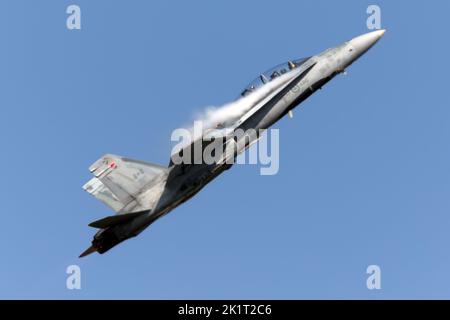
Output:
top-left (79, 245), bottom-right (97, 258)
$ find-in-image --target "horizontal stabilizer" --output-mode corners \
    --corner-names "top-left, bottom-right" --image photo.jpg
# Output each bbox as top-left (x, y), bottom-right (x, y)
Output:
top-left (89, 211), bottom-right (148, 229)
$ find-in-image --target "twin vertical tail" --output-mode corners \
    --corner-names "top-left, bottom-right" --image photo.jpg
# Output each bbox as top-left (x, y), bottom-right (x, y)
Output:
top-left (81, 154), bottom-right (168, 257)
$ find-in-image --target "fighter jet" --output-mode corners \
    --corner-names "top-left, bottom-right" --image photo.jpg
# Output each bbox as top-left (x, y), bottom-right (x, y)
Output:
top-left (80, 30), bottom-right (386, 257)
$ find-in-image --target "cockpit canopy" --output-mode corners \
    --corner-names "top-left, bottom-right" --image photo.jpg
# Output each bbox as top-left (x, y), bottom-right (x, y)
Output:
top-left (240, 57), bottom-right (311, 97)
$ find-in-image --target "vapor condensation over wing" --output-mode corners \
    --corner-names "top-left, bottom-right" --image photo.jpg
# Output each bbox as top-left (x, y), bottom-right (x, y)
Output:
top-left (174, 70), bottom-right (295, 152)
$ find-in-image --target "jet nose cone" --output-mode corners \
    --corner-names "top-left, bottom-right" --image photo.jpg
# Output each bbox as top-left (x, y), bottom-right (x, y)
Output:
top-left (349, 29), bottom-right (386, 55)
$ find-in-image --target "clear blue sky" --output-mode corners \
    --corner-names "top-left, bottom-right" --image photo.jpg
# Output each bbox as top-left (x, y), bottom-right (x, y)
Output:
top-left (1, 0), bottom-right (449, 299)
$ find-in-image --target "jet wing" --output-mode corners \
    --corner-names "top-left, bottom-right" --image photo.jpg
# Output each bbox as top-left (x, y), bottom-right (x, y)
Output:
top-left (168, 62), bottom-right (317, 173)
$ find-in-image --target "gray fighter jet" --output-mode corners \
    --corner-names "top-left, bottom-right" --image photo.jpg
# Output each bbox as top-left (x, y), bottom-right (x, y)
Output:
top-left (80, 30), bottom-right (385, 257)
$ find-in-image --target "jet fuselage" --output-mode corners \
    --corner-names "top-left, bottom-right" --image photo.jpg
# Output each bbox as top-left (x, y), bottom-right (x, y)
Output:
top-left (82, 30), bottom-right (385, 256)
